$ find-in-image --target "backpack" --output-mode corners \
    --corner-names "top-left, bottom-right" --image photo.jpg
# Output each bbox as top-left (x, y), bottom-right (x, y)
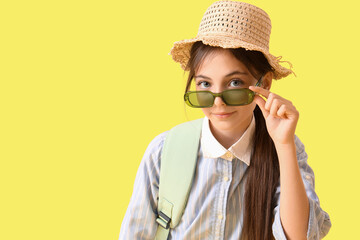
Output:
top-left (154, 118), bottom-right (204, 240)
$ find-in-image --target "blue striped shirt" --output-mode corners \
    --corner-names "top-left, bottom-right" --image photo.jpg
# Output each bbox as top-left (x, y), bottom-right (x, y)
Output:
top-left (119, 117), bottom-right (331, 239)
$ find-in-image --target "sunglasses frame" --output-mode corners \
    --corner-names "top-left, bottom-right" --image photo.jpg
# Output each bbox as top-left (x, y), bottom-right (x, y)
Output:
top-left (184, 75), bottom-right (264, 108)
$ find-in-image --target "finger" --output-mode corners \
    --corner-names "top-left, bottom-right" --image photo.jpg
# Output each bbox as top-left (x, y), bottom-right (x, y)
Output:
top-left (249, 86), bottom-right (271, 99)
top-left (277, 104), bottom-right (288, 118)
top-left (265, 92), bottom-right (275, 111)
top-left (279, 103), bottom-right (299, 120)
top-left (253, 95), bottom-right (269, 118)
top-left (270, 98), bottom-right (282, 117)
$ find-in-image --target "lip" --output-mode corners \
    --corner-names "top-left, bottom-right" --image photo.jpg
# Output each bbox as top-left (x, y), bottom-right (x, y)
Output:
top-left (212, 111), bottom-right (235, 119)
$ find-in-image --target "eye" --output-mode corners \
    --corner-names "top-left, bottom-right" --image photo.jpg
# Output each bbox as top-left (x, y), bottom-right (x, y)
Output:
top-left (229, 79), bottom-right (244, 87)
top-left (196, 81), bottom-right (211, 89)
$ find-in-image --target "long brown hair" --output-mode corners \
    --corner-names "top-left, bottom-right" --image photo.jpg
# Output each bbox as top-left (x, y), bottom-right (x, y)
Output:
top-left (184, 41), bottom-right (280, 240)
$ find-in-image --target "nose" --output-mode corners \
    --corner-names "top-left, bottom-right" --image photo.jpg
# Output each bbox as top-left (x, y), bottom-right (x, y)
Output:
top-left (213, 95), bottom-right (226, 106)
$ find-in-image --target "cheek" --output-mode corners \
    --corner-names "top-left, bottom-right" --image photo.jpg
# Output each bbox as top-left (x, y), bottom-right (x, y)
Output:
top-left (234, 102), bottom-right (257, 114)
top-left (201, 108), bottom-right (211, 117)
top-left (246, 102), bottom-right (257, 111)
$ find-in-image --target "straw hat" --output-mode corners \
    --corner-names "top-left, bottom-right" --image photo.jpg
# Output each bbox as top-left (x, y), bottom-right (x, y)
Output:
top-left (169, 0), bottom-right (294, 79)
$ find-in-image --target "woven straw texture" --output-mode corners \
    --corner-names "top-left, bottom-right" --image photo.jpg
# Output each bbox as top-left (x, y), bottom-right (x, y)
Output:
top-left (169, 0), bottom-right (293, 79)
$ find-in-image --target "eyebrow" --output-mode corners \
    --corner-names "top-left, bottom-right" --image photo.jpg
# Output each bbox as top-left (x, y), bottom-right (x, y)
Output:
top-left (194, 71), bottom-right (247, 80)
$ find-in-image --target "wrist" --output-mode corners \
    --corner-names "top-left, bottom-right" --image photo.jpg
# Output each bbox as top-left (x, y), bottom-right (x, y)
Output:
top-left (273, 135), bottom-right (296, 149)
top-left (274, 139), bottom-right (297, 163)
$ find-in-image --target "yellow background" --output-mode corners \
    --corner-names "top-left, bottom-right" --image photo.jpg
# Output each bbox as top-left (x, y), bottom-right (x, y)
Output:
top-left (0, 0), bottom-right (359, 239)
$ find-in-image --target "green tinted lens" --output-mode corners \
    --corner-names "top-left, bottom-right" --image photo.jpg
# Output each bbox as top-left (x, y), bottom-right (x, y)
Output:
top-left (186, 91), bottom-right (214, 108)
top-left (222, 89), bottom-right (254, 106)
top-left (185, 89), bottom-right (255, 108)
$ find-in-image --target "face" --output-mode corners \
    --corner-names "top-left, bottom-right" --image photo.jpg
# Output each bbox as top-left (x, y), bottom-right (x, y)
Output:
top-left (194, 49), bottom-right (260, 136)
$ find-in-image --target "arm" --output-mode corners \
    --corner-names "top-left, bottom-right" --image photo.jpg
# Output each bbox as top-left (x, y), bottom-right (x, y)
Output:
top-left (119, 131), bottom-right (168, 240)
top-left (250, 85), bottom-right (332, 239)
top-left (272, 136), bottom-right (332, 240)
top-left (276, 139), bottom-right (309, 239)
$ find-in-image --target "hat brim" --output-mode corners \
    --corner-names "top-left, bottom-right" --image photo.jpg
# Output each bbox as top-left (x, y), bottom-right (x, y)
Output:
top-left (169, 36), bottom-right (294, 80)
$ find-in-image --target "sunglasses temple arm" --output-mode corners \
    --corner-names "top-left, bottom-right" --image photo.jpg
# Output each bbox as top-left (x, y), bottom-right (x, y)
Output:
top-left (255, 75), bottom-right (264, 87)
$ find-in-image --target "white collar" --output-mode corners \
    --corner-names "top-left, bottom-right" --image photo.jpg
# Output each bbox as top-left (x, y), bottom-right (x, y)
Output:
top-left (200, 115), bottom-right (256, 166)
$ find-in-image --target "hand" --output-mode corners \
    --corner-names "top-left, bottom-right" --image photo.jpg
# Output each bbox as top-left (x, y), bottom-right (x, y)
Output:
top-left (249, 86), bottom-right (299, 146)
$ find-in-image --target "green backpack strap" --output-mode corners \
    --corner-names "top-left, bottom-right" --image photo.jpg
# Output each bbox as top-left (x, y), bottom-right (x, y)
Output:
top-left (155, 118), bottom-right (203, 240)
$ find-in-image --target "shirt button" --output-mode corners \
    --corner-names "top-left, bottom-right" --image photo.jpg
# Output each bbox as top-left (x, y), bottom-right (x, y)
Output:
top-left (226, 152), bottom-right (233, 159)
top-left (305, 175), bottom-right (311, 180)
top-left (218, 215), bottom-right (223, 220)
top-left (223, 176), bottom-right (229, 182)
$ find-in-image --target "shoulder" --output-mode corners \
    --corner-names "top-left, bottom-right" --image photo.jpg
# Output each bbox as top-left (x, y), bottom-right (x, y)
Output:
top-left (144, 130), bottom-right (169, 160)
top-left (294, 134), bottom-right (306, 155)
top-left (143, 118), bottom-right (204, 162)
top-left (168, 118), bottom-right (204, 132)
top-left (292, 135), bottom-right (311, 179)
top-left (294, 135), bottom-right (312, 173)
top-left (145, 118), bottom-right (204, 153)
top-left (137, 131), bottom-right (170, 185)
top-left (150, 130), bottom-right (169, 147)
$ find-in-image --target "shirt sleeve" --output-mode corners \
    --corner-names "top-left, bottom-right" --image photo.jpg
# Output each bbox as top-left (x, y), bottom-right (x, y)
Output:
top-left (119, 131), bottom-right (168, 240)
top-left (272, 135), bottom-right (332, 240)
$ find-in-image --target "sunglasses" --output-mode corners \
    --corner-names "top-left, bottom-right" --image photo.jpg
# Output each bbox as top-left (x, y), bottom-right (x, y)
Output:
top-left (184, 75), bottom-right (264, 108)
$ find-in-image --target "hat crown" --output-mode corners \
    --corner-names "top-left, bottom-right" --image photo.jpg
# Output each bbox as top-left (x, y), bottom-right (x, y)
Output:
top-left (197, 1), bottom-right (272, 51)
top-left (169, 1), bottom-right (293, 79)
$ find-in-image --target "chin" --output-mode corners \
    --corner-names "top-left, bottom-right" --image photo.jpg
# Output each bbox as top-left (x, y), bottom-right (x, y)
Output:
top-left (208, 110), bottom-right (253, 132)
top-left (214, 122), bottom-right (237, 132)
top-left (209, 116), bottom-right (239, 131)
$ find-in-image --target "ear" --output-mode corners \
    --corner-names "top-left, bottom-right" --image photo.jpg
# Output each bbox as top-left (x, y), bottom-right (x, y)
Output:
top-left (262, 71), bottom-right (273, 90)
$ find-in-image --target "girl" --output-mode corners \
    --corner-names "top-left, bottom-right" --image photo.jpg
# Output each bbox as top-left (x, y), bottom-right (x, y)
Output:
top-left (119, 1), bottom-right (331, 239)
